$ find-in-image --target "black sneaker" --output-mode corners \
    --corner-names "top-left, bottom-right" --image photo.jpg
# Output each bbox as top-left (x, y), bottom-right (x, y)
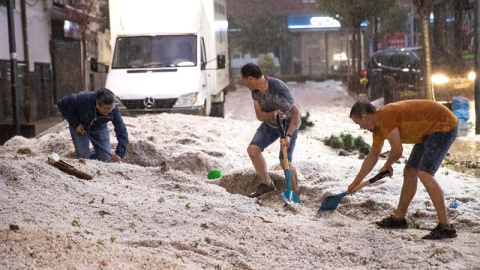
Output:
top-left (376, 215), bottom-right (408, 229)
top-left (422, 223), bottom-right (457, 240)
top-left (248, 182), bottom-right (276, 198)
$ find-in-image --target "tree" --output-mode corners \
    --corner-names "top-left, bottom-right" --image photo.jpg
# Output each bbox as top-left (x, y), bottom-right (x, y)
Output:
top-left (99, 1), bottom-right (109, 33)
top-left (365, 5), bottom-right (409, 51)
top-left (229, 2), bottom-right (288, 57)
top-left (316, 0), bottom-right (396, 92)
top-left (413, 0), bottom-right (434, 100)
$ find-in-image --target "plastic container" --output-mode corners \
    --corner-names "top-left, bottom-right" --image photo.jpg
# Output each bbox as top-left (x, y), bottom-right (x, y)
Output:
top-left (452, 96), bottom-right (469, 120)
top-left (207, 169), bottom-right (222, 180)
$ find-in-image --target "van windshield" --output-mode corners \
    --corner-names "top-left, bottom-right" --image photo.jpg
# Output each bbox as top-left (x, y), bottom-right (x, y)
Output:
top-left (112, 35), bottom-right (197, 68)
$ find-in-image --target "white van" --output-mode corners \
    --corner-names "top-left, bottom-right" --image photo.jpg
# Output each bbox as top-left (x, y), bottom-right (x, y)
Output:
top-left (93, 0), bottom-right (229, 117)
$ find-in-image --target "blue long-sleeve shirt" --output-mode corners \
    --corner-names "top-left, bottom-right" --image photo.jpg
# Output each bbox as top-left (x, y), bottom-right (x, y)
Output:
top-left (57, 91), bottom-right (129, 158)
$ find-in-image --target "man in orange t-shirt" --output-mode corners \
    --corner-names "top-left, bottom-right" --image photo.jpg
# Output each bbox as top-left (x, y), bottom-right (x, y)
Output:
top-left (349, 100), bottom-right (458, 240)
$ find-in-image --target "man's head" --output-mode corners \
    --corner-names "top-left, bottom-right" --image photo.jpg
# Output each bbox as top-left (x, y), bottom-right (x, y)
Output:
top-left (96, 88), bottom-right (116, 116)
top-left (350, 101), bottom-right (377, 132)
top-left (240, 63), bottom-right (263, 90)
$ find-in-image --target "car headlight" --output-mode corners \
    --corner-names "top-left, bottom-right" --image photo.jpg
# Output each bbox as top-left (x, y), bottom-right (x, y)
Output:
top-left (432, 74), bottom-right (449, 84)
top-left (468, 71), bottom-right (476, 81)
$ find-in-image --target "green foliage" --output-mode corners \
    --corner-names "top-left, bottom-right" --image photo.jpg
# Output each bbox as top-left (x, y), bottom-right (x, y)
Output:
top-left (300, 112), bottom-right (314, 131)
top-left (316, 0), bottom-right (397, 28)
top-left (324, 133), bottom-right (370, 155)
top-left (257, 54), bottom-right (277, 77)
top-left (99, 2), bottom-right (110, 33)
top-left (71, 219), bottom-right (80, 227)
top-left (99, 210), bottom-right (111, 217)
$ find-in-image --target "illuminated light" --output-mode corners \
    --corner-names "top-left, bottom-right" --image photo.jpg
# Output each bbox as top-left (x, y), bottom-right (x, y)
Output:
top-left (214, 20), bottom-right (228, 30)
top-left (432, 74), bottom-right (449, 84)
top-left (468, 71), bottom-right (476, 81)
top-left (333, 52), bottom-right (348, 61)
top-left (310, 16), bottom-right (341, 28)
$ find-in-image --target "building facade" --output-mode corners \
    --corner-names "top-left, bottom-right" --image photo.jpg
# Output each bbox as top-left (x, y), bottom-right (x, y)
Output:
top-left (227, 0), bottom-right (353, 77)
top-left (0, 0), bottom-right (102, 143)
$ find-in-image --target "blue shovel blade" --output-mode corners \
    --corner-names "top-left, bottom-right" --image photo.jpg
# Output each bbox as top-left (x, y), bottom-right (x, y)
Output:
top-left (318, 191), bottom-right (347, 211)
top-left (282, 169), bottom-right (301, 204)
top-left (282, 190), bottom-right (301, 204)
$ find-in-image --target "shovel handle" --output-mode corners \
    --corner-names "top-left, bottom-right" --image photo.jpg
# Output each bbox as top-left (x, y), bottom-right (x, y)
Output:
top-left (351, 170), bottom-right (389, 194)
top-left (84, 132), bottom-right (112, 157)
top-left (276, 114), bottom-right (286, 138)
top-left (276, 115), bottom-right (289, 169)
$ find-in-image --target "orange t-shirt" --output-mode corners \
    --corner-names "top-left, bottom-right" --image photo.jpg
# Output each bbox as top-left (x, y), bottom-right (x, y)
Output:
top-left (372, 100), bottom-right (458, 147)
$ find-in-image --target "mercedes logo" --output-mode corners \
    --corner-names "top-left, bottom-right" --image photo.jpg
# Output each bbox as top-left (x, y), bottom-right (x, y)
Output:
top-left (143, 97), bottom-right (155, 108)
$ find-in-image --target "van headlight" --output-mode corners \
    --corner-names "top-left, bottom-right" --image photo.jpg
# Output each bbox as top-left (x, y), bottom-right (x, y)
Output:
top-left (175, 93), bottom-right (205, 107)
top-left (432, 74), bottom-right (449, 85)
top-left (468, 71), bottom-right (476, 81)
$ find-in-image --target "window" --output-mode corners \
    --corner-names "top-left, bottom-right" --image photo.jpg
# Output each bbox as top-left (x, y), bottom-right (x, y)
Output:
top-left (0, 0), bottom-right (15, 8)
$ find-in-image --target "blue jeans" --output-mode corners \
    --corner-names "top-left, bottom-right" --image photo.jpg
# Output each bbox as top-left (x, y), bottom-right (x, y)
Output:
top-left (406, 124), bottom-right (458, 175)
top-left (249, 122), bottom-right (298, 161)
top-left (69, 126), bottom-right (111, 161)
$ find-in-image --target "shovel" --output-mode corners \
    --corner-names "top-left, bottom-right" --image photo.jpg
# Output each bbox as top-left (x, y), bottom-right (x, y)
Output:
top-left (84, 132), bottom-right (112, 157)
top-left (318, 170), bottom-right (389, 212)
top-left (276, 115), bottom-right (301, 204)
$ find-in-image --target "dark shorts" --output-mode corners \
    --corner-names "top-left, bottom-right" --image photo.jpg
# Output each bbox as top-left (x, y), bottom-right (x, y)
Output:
top-left (406, 124), bottom-right (458, 175)
top-left (249, 122), bottom-right (298, 161)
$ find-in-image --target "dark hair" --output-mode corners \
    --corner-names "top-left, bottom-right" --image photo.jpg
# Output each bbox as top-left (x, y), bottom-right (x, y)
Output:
top-left (240, 63), bottom-right (263, 79)
top-left (350, 101), bottom-right (377, 119)
top-left (95, 88), bottom-right (116, 105)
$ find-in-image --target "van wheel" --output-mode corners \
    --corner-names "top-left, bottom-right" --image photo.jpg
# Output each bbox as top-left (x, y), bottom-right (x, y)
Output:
top-left (210, 102), bottom-right (225, 118)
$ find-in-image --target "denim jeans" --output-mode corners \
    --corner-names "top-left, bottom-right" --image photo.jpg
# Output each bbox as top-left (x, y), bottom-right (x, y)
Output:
top-left (249, 122), bottom-right (298, 161)
top-left (406, 124), bottom-right (458, 175)
top-left (69, 126), bottom-right (111, 161)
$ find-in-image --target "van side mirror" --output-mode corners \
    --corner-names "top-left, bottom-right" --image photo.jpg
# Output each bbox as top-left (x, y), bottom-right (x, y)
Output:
top-left (90, 57), bottom-right (98, 72)
top-left (217, 55), bottom-right (226, 69)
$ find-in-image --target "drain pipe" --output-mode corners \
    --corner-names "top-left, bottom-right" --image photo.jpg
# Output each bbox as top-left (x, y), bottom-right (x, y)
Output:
top-left (6, 0), bottom-right (20, 135)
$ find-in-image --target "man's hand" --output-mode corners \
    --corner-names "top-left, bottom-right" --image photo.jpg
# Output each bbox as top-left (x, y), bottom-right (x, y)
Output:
top-left (280, 137), bottom-right (290, 149)
top-left (75, 124), bottom-right (85, 135)
top-left (110, 154), bottom-right (122, 163)
top-left (347, 182), bottom-right (359, 195)
top-left (275, 110), bottom-right (286, 120)
top-left (379, 165), bottom-right (393, 177)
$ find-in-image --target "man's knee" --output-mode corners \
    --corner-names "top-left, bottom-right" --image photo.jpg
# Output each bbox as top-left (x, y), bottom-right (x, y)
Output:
top-left (247, 144), bottom-right (261, 158)
top-left (404, 167), bottom-right (417, 179)
top-left (417, 170), bottom-right (434, 184)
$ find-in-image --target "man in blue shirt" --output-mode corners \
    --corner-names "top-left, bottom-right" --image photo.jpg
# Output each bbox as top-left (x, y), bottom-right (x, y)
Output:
top-left (240, 63), bottom-right (301, 198)
top-left (57, 88), bottom-right (129, 162)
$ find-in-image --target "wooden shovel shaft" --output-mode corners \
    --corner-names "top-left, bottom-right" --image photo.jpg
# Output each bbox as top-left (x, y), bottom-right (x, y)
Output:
top-left (281, 144), bottom-right (292, 191)
top-left (351, 170), bottom-right (389, 194)
top-left (281, 141), bottom-right (289, 170)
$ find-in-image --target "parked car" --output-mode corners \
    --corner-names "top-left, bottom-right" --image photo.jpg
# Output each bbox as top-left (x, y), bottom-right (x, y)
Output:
top-left (365, 47), bottom-right (475, 101)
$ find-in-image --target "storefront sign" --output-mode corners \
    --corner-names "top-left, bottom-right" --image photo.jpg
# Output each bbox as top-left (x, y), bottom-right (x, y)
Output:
top-left (386, 32), bottom-right (406, 48)
top-left (288, 15), bottom-right (341, 30)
